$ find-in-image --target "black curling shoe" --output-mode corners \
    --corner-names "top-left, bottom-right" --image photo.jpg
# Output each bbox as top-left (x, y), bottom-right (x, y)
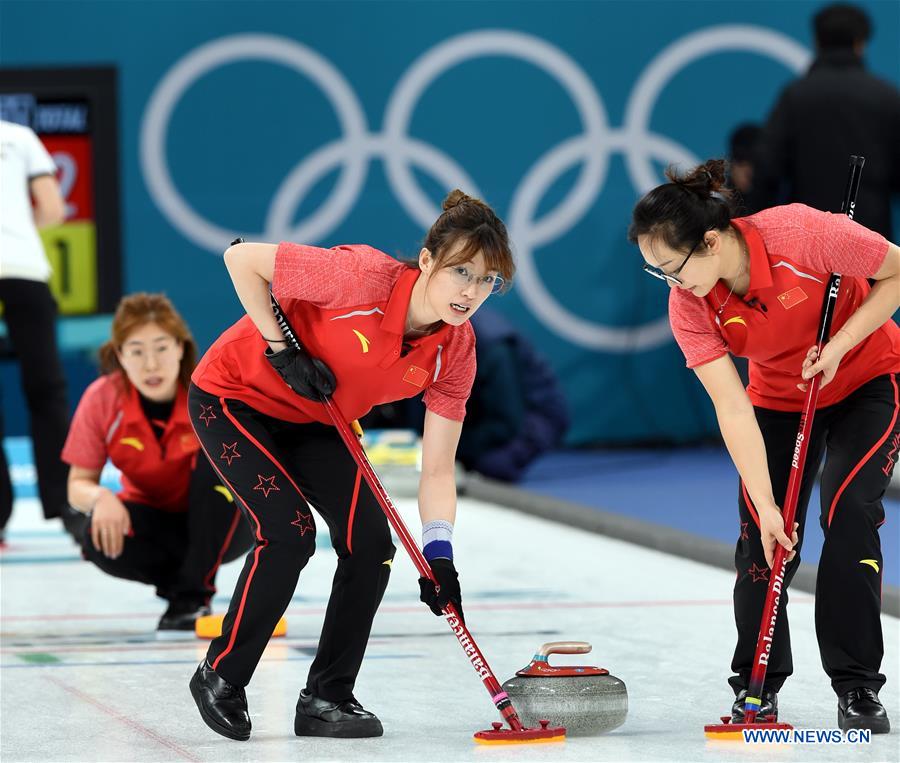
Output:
top-left (838, 688), bottom-right (890, 734)
top-left (158, 599), bottom-right (210, 632)
top-left (294, 689), bottom-right (383, 738)
top-left (189, 660), bottom-right (251, 741)
top-left (731, 688), bottom-right (779, 723)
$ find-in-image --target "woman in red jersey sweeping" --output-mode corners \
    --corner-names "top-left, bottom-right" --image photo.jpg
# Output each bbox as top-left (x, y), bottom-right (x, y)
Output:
top-left (63, 294), bottom-right (251, 632)
top-left (630, 160), bottom-right (899, 734)
top-left (187, 190), bottom-right (514, 742)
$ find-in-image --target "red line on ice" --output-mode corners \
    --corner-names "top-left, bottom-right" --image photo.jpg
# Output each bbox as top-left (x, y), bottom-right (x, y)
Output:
top-left (45, 675), bottom-right (201, 761)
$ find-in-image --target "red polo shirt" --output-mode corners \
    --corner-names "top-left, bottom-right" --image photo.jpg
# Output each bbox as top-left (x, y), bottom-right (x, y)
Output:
top-left (670, 204), bottom-right (900, 411)
top-left (62, 374), bottom-right (199, 512)
top-left (192, 243), bottom-right (476, 423)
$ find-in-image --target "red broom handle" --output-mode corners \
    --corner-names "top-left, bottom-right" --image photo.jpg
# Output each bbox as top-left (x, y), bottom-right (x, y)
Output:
top-left (269, 291), bottom-right (525, 732)
top-left (743, 362), bottom-right (826, 722)
top-left (743, 155), bottom-right (864, 722)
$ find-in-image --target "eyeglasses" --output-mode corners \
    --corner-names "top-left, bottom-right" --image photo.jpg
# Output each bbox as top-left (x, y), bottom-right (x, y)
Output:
top-left (642, 238), bottom-right (703, 286)
top-left (120, 341), bottom-right (179, 365)
top-left (447, 265), bottom-right (505, 295)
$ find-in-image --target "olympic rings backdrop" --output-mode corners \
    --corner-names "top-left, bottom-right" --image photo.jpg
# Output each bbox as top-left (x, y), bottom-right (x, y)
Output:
top-left (2, 1), bottom-right (898, 444)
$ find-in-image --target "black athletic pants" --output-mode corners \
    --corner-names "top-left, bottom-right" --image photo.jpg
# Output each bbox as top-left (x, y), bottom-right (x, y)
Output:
top-left (188, 384), bottom-right (396, 700)
top-left (0, 278), bottom-right (70, 526)
top-left (79, 455), bottom-right (252, 603)
top-left (731, 374), bottom-right (899, 697)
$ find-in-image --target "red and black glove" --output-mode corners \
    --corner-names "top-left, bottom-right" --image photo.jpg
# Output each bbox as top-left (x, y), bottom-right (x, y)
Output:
top-left (266, 345), bottom-right (336, 401)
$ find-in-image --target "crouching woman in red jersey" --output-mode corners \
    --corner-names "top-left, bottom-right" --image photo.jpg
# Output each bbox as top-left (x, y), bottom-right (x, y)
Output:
top-left (187, 190), bottom-right (514, 741)
top-left (63, 294), bottom-right (252, 631)
top-left (630, 160), bottom-right (900, 733)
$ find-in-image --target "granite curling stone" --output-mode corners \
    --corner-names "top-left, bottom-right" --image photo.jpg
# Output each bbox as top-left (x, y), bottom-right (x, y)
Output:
top-left (501, 642), bottom-right (627, 736)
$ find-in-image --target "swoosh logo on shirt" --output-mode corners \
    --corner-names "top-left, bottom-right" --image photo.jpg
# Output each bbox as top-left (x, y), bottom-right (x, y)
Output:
top-left (772, 261), bottom-right (823, 283)
top-left (119, 437), bottom-right (144, 451)
top-left (331, 307), bottom-right (384, 320)
top-left (859, 559), bottom-right (880, 573)
top-left (213, 485), bottom-right (234, 503)
top-left (723, 316), bottom-right (747, 328)
top-left (353, 330), bottom-right (370, 353)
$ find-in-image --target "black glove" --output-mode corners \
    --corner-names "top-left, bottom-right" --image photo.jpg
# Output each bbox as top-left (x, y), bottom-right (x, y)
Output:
top-left (418, 558), bottom-right (464, 622)
top-left (266, 345), bottom-right (336, 401)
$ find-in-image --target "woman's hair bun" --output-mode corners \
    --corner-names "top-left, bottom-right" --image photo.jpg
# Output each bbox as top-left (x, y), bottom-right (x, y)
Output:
top-left (442, 188), bottom-right (471, 211)
top-left (665, 158), bottom-right (730, 199)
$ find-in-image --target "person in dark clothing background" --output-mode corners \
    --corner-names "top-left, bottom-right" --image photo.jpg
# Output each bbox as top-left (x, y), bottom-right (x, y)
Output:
top-left (750, 3), bottom-right (900, 239)
top-left (455, 307), bottom-right (569, 482)
top-left (728, 123), bottom-right (763, 214)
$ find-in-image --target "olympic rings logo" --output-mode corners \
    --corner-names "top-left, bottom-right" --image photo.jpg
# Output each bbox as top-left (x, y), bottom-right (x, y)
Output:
top-left (141, 27), bottom-right (809, 351)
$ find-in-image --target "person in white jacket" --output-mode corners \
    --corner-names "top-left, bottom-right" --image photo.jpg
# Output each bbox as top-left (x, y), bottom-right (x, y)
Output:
top-left (0, 119), bottom-right (69, 539)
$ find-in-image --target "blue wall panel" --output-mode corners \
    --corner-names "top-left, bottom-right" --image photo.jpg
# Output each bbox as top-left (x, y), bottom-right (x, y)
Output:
top-left (2, 1), bottom-right (897, 443)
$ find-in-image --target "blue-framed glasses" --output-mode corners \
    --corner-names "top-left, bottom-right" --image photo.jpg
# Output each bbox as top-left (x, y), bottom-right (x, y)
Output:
top-left (642, 238), bottom-right (703, 286)
top-left (447, 265), bottom-right (505, 295)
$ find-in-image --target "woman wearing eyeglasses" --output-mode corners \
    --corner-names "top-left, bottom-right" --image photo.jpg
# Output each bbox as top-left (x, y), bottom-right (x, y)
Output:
top-left (187, 189), bottom-right (514, 742)
top-left (63, 293), bottom-right (252, 632)
top-left (630, 159), bottom-right (900, 733)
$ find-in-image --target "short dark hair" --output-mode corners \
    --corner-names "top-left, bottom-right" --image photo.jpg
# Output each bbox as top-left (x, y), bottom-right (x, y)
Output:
top-left (813, 3), bottom-right (871, 50)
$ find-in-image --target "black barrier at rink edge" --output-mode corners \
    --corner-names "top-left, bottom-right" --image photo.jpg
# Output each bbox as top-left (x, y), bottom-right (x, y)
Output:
top-left (462, 473), bottom-right (900, 619)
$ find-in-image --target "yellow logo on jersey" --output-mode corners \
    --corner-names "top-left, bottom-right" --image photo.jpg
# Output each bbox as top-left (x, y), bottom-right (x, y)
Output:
top-left (723, 316), bottom-right (747, 328)
top-left (213, 485), bottom-right (234, 503)
top-left (860, 559), bottom-right (880, 573)
top-left (119, 437), bottom-right (144, 451)
top-left (382, 558), bottom-right (393, 568)
top-left (352, 329), bottom-right (370, 353)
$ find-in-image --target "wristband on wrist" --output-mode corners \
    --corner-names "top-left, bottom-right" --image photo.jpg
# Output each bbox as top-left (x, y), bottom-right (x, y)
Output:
top-left (422, 519), bottom-right (453, 561)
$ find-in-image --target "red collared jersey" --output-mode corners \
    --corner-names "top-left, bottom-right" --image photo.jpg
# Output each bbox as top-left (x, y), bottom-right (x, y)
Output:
top-left (669, 204), bottom-right (900, 411)
top-left (192, 243), bottom-right (476, 424)
top-left (62, 374), bottom-right (200, 512)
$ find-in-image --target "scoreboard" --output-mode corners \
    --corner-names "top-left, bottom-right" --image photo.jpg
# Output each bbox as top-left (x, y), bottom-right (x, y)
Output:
top-left (0, 68), bottom-right (121, 314)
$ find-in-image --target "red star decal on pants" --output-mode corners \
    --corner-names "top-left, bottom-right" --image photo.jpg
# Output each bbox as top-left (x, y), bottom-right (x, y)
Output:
top-left (748, 562), bottom-right (770, 583)
top-left (291, 510), bottom-right (315, 536)
top-left (219, 442), bottom-right (241, 466)
top-left (253, 474), bottom-right (279, 498)
top-left (198, 405), bottom-right (217, 426)
top-left (740, 522), bottom-right (750, 541)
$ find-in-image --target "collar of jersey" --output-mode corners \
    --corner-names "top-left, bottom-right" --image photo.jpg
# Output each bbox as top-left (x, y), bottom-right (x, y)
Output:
top-left (124, 376), bottom-right (190, 435)
top-left (380, 266), bottom-right (450, 343)
top-left (731, 216), bottom-right (773, 296)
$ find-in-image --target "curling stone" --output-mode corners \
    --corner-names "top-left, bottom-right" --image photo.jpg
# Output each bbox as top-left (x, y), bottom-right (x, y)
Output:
top-left (501, 642), bottom-right (627, 736)
top-left (195, 614), bottom-right (287, 639)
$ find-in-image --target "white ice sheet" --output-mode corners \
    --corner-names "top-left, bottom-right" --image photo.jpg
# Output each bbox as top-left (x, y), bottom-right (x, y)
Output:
top-left (1, 496), bottom-right (897, 762)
